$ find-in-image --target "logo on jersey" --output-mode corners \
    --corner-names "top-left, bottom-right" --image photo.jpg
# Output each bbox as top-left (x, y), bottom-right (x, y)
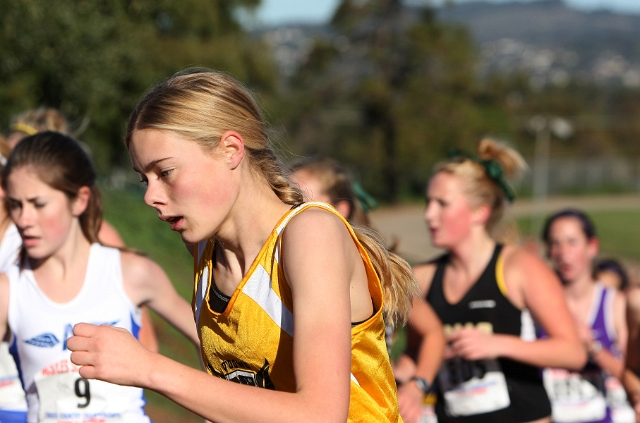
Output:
top-left (207, 358), bottom-right (275, 390)
top-left (468, 300), bottom-right (496, 309)
top-left (443, 321), bottom-right (494, 337)
top-left (25, 333), bottom-right (60, 348)
top-left (25, 320), bottom-right (119, 350)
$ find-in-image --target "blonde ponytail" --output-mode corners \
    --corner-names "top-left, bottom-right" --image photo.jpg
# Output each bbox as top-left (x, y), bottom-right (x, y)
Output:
top-left (353, 225), bottom-right (420, 328)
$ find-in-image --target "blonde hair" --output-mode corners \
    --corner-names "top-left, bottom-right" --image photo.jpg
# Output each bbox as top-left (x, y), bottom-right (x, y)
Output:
top-left (435, 138), bottom-right (527, 231)
top-left (10, 108), bottom-right (69, 136)
top-left (126, 68), bottom-right (419, 326)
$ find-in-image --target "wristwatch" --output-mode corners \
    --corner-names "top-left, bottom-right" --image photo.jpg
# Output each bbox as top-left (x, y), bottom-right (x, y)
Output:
top-left (410, 377), bottom-right (432, 395)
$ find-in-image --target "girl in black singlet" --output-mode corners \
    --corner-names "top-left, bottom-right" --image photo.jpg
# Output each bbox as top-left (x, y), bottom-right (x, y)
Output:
top-left (407, 139), bottom-right (587, 423)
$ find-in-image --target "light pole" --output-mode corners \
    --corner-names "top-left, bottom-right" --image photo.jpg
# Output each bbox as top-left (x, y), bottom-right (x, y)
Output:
top-left (529, 115), bottom-right (574, 236)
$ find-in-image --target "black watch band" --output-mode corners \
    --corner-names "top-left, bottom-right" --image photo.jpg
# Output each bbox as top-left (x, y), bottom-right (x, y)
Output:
top-left (410, 376), bottom-right (431, 395)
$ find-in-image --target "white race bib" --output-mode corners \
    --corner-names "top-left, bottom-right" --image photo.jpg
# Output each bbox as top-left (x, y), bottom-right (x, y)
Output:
top-left (544, 368), bottom-right (607, 423)
top-left (438, 357), bottom-right (510, 416)
top-left (34, 358), bottom-right (149, 423)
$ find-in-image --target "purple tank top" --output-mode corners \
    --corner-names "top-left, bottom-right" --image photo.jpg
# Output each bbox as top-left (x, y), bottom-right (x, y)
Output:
top-left (540, 283), bottom-right (617, 423)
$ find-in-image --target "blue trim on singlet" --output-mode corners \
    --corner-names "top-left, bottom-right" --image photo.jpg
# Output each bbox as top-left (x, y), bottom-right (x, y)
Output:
top-left (129, 312), bottom-right (150, 414)
top-left (8, 335), bottom-right (26, 392)
top-left (0, 408), bottom-right (27, 423)
top-left (130, 312), bottom-right (141, 340)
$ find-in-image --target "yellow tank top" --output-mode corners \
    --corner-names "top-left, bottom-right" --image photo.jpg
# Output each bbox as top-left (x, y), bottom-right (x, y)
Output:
top-left (193, 202), bottom-right (401, 422)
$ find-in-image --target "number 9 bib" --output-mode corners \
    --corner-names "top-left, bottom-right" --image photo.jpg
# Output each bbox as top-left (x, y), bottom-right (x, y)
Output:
top-left (34, 358), bottom-right (146, 423)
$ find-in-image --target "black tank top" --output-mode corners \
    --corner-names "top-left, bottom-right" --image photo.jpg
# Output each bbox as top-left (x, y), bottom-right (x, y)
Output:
top-left (426, 244), bottom-right (551, 423)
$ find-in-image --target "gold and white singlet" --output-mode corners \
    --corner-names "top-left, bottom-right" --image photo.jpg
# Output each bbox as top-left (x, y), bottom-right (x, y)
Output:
top-left (193, 202), bottom-right (401, 422)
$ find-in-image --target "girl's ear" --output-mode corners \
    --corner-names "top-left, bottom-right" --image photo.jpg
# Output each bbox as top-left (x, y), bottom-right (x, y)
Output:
top-left (334, 200), bottom-right (352, 221)
top-left (71, 186), bottom-right (91, 217)
top-left (472, 203), bottom-right (491, 226)
top-left (219, 131), bottom-right (245, 170)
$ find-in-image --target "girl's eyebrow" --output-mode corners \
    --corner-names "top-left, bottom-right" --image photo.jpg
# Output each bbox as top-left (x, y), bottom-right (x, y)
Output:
top-left (133, 157), bottom-right (172, 174)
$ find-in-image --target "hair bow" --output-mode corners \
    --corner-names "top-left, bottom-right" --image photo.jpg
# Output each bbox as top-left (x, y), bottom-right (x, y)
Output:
top-left (447, 148), bottom-right (515, 202)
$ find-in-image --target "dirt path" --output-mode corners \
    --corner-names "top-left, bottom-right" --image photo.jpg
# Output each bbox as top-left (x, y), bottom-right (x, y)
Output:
top-left (369, 193), bottom-right (640, 263)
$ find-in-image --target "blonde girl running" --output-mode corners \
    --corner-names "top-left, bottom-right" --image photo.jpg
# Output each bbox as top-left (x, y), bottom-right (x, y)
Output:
top-left (68, 68), bottom-right (421, 423)
top-left (411, 139), bottom-right (587, 423)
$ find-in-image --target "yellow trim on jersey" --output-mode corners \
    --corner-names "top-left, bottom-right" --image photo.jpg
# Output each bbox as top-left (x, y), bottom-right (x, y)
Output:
top-left (496, 250), bottom-right (508, 297)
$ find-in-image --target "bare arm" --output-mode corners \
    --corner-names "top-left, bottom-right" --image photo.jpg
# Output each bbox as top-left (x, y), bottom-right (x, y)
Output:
top-left (69, 210), bottom-right (364, 423)
top-left (121, 252), bottom-right (199, 346)
top-left (450, 247), bottom-right (587, 370)
top-left (398, 297), bottom-right (445, 423)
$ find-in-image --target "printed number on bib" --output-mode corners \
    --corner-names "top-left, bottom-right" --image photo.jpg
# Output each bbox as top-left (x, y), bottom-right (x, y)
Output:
top-left (543, 368), bottom-right (607, 423)
top-left (438, 357), bottom-right (510, 416)
top-left (34, 358), bottom-right (139, 423)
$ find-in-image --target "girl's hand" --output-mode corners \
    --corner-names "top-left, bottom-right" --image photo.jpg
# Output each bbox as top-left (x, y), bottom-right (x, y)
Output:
top-left (397, 382), bottom-right (424, 423)
top-left (448, 328), bottom-right (505, 361)
top-left (68, 323), bottom-right (153, 388)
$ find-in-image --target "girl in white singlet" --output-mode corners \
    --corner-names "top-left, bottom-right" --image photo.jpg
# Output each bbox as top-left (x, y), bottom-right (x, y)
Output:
top-left (67, 68), bottom-right (424, 423)
top-left (0, 131), bottom-right (199, 423)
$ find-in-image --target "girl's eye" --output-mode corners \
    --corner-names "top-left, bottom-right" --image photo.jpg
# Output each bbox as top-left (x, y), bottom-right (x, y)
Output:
top-left (138, 176), bottom-right (148, 186)
top-left (160, 169), bottom-right (173, 178)
top-left (35, 202), bottom-right (46, 208)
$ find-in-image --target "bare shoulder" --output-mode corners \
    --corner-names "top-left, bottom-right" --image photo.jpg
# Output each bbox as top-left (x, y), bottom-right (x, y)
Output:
top-left (501, 244), bottom-right (554, 283)
top-left (119, 251), bottom-right (163, 287)
top-left (413, 262), bottom-right (437, 294)
top-left (99, 221), bottom-right (125, 248)
top-left (282, 207), bottom-right (354, 253)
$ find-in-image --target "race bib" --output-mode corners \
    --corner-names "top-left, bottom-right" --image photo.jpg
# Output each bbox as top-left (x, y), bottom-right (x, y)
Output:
top-left (438, 357), bottom-right (510, 416)
top-left (34, 358), bottom-right (149, 423)
top-left (543, 368), bottom-right (607, 422)
top-left (419, 393), bottom-right (438, 423)
top-left (606, 376), bottom-right (635, 423)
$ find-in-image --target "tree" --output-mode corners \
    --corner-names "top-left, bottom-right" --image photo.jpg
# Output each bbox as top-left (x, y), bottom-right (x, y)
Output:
top-left (0, 0), bottom-right (275, 171)
top-left (281, 0), bottom-right (507, 202)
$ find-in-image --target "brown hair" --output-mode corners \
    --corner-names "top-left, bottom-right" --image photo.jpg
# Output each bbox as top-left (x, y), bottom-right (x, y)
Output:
top-left (435, 138), bottom-right (527, 232)
top-left (2, 131), bottom-right (102, 247)
top-left (290, 156), bottom-right (370, 227)
top-left (126, 68), bottom-right (419, 326)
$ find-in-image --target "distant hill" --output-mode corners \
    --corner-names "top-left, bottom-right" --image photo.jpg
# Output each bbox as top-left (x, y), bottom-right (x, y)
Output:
top-left (435, 0), bottom-right (640, 86)
top-left (257, 0), bottom-right (640, 87)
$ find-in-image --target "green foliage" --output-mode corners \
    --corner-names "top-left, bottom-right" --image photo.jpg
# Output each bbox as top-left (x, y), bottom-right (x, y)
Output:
top-left (0, 0), bottom-right (276, 171)
top-left (281, 0), bottom-right (511, 202)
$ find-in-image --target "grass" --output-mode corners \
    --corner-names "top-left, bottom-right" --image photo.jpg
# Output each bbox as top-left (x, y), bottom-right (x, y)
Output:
top-left (101, 187), bottom-right (202, 422)
top-left (516, 209), bottom-right (640, 262)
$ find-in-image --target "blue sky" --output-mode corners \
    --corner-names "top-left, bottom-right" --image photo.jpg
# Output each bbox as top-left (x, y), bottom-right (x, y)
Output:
top-left (250, 0), bottom-right (640, 27)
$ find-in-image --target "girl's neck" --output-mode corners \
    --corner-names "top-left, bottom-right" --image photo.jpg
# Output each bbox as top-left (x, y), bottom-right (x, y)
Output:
top-left (448, 230), bottom-right (496, 280)
top-left (215, 177), bottom-right (292, 276)
top-left (563, 271), bottom-right (596, 301)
